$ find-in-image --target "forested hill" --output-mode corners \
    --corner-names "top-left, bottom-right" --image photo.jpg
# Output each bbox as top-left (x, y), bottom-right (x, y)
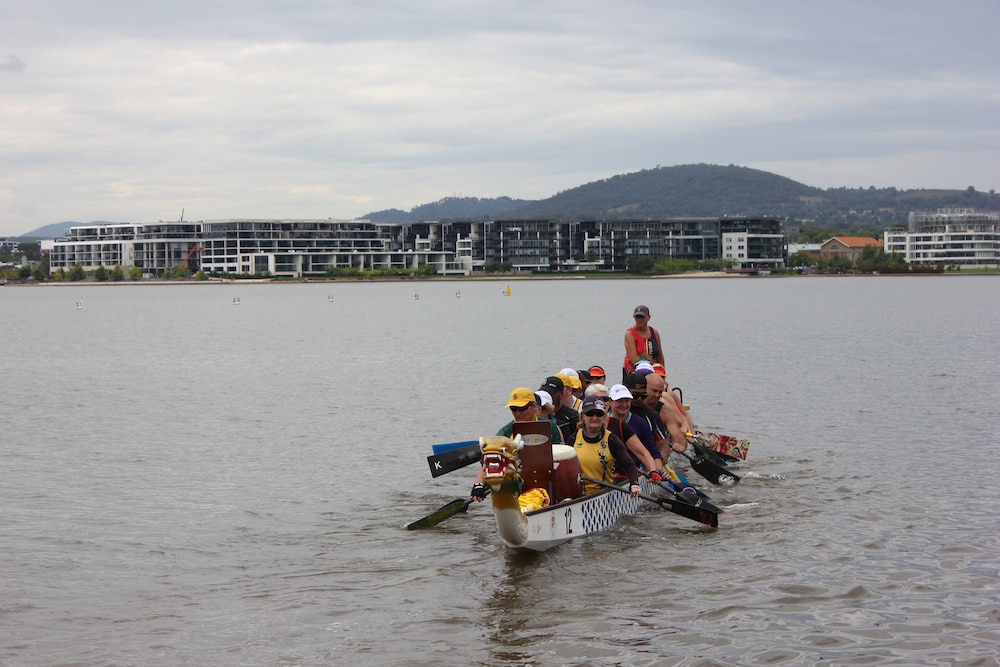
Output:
top-left (366, 164), bottom-right (998, 231)
top-left (18, 165), bottom-right (997, 238)
top-left (364, 196), bottom-right (532, 223)
top-left (506, 164), bottom-right (820, 220)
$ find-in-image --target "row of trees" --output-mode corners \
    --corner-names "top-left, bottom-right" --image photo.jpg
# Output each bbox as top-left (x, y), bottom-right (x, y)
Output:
top-left (786, 246), bottom-right (943, 274)
top-left (48, 264), bottom-right (144, 281)
top-left (324, 265), bottom-right (436, 279)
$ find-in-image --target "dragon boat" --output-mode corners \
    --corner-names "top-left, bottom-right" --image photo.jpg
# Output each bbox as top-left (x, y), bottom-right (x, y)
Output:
top-left (479, 431), bottom-right (640, 551)
top-left (479, 421), bottom-right (718, 551)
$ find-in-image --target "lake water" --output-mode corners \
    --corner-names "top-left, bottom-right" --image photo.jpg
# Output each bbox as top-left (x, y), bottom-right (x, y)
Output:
top-left (1, 276), bottom-right (998, 666)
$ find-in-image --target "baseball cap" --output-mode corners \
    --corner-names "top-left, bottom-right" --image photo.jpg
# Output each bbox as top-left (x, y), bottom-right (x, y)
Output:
top-left (505, 387), bottom-right (535, 408)
top-left (624, 373), bottom-right (647, 390)
top-left (556, 373), bottom-right (581, 390)
top-left (609, 384), bottom-right (633, 401)
top-left (633, 305), bottom-right (650, 318)
top-left (536, 390), bottom-right (553, 407)
top-left (539, 376), bottom-right (564, 395)
top-left (588, 365), bottom-right (606, 379)
top-left (580, 395), bottom-right (607, 415)
top-left (633, 360), bottom-right (655, 376)
top-left (652, 363), bottom-right (667, 377)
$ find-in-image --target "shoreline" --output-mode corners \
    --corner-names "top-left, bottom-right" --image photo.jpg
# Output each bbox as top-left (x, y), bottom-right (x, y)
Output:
top-left (4, 269), bottom-right (996, 287)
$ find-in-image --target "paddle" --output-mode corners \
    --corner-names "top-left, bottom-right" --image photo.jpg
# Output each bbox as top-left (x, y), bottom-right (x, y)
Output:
top-left (405, 498), bottom-right (473, 530)
top-left (431, 440), bottom-right (479, 455)
top-left (689, 438), bottom-right (735, 467)
top-left (426, 442), bottom-right (482, 478)
top-left (653, 467), bottom-right (714, 502)
top-left (641, 472), bottom-right (726, 515)
top-left (689, 431), bottom-right (749, 461)
top-left (662, 462), bottom-right (696, 488)
top-left (580, 475), bottom-right (719, 528)
top-left (677, 449), bottom-right (740, 486)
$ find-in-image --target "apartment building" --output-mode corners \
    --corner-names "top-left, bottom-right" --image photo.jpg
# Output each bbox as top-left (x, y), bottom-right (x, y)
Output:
top-left (49, 216), bottom-right (788, 277)
top-left (883, 209), bottom-right (1000, 266)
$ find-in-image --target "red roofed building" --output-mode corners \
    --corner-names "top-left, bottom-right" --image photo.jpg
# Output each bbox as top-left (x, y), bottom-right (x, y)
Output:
top-left (820, 237), bottom-right (883, 264)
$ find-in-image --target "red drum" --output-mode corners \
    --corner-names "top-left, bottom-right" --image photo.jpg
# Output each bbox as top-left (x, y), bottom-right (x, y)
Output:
top-left (551, 445), bottom-right (582, 502)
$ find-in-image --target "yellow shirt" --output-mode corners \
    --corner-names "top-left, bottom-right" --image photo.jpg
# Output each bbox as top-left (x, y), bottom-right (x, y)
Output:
top-left (573, 428), bottom-right (615, 494)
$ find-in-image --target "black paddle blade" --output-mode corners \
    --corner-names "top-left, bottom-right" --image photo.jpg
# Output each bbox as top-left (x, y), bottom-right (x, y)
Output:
top-left (691, 440), bottom-right (735, 467)
top-left (650, 493), bottom-right (719, 528)
top-left (672, 489), bottom-right (726, 516)
top-left (683, 450), bottom-right (740, 486)
top-left (645, 474), bottom-right (726, 516)
top-left (405, 498), bottom-right (471, 530)
top-left (426, 443), bottom-right (482, 478)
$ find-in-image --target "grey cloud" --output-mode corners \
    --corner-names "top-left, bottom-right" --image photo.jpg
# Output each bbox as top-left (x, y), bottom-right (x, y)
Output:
top-left (1, 55), bottom-right (26, 72)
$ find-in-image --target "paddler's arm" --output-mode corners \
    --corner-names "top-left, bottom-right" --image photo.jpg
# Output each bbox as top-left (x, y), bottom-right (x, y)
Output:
top-left (609, 432), bottom-right (642, 497)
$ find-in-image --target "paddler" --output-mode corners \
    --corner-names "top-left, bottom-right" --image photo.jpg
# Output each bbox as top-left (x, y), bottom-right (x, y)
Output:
top-left (572, 395), bottom-right (641, 497)
top-left (468, 387), bottom-right (563, 503)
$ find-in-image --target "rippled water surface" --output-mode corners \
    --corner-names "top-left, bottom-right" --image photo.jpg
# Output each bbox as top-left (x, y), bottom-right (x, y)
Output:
top-left (2, 276), bottom-right (998, 666)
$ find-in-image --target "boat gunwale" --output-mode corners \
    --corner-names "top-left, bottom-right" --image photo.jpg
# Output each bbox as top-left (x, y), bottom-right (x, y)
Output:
top-left (521, 477), bottom-right (629, 516)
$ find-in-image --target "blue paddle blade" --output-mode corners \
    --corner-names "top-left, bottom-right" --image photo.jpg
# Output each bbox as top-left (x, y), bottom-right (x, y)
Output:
top-left (431, 440), bottom-right (479, 455)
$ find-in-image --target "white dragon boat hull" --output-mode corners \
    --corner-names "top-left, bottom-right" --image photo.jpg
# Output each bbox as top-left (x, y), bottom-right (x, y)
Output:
top-left (494, 478), bottom-right (648, 551)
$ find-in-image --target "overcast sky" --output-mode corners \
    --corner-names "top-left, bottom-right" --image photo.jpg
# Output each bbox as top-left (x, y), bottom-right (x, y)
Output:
top-left (1, 1), bottom-right (997, 236)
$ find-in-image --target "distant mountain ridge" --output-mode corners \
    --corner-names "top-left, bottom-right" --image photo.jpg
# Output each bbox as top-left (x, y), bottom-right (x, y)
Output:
top-left (502, 164), bottom-right (820, 220)
top-left (14, 220), bottom-right (119, 240)
top-left (14, 164), bottom-right (998, 237)
top-left (365, 195), bottom-right (532, 223)
top-left (366, 164), bottom-right (997, 229)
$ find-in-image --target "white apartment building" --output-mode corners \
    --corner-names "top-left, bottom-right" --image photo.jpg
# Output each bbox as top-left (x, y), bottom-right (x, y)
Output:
top-left (884, 209), bottom-right (1000, 266)
top-left (48, 222), bottom-right (202, 275)
top-left (48, 215), bottom-right (788, 276)
top-left (49, 219), bottom-right (461, 277)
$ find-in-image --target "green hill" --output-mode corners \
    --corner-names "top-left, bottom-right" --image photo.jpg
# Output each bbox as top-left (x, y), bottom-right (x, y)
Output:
top-left (506, 164), bottom-right (820, 220)
top-left (17, 165), bottom-right (997, 237)
top-left (368, 164), bottom-right (998, 231)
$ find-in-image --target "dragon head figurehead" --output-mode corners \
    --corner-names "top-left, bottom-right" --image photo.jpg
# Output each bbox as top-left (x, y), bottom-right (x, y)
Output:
top-left (480, 434), bottom-right (523, 497)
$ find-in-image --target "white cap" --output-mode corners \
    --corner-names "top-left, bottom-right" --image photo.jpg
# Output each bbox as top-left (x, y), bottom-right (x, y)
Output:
top-left (609, 384), bottom-right (633, 401)
top-left (558, 368), bottom-right (579, 378)
top-left (536, 390), bottom-right (553, 407)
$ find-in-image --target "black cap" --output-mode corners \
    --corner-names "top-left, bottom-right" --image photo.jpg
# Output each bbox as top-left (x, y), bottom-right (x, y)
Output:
top-left (581, 395), bottom-right (607, 414)
top-left (624, 373), bottom-right (647, 390)
top-left (539, 376), bottom-right (564, 394)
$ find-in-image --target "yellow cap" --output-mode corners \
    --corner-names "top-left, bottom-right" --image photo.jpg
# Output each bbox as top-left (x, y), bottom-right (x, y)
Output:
top-left (505, 387), bottom-right (535, 408)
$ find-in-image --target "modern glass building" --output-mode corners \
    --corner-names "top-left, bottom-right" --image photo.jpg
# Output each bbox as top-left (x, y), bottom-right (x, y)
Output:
top-left (49, 215), bottom-right (788, 276)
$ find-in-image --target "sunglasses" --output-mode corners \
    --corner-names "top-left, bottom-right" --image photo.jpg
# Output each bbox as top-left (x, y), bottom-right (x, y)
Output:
top-left (583, 410), bottom-right (605, 417)
top-left (631, 393), bottom-right (647, 400)
top-left (510, 404), bottom-right (534, 413)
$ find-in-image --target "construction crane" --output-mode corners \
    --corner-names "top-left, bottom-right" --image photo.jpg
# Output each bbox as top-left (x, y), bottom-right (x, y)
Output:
top-left (180, 244), bottom-right (203, 269)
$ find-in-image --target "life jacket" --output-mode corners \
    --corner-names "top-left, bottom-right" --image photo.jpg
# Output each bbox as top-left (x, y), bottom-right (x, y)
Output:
top-left (573, 427), bottom-right (615, 494)
top-left (622, 326), bottom-right (662, 373)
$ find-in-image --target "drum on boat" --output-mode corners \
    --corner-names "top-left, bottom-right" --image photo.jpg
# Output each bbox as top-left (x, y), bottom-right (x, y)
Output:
top-left (551, 444), bottom-right (582, 502)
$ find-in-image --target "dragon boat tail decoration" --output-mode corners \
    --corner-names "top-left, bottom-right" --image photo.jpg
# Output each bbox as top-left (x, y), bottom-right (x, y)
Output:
top-left (478, 423), bottom-right (647, 551)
